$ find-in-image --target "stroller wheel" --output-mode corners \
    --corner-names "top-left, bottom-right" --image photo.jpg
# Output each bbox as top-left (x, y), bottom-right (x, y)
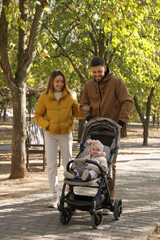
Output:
top-left (91, 211), bottom-right (103, 229)
top-left (113, 199), bottom-right (122, 221)
top-left (68, 205), bottom-right (76, 215)
top-left (59, 207), bottom-right (72, 225)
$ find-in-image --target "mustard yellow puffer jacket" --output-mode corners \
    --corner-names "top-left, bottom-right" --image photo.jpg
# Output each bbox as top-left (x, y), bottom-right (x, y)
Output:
top-left (35, 89), bottom-right (83, 134)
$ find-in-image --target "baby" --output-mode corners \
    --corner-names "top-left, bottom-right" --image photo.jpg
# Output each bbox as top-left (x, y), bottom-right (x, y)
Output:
top-left (63, 139), bottom-right (107, 181)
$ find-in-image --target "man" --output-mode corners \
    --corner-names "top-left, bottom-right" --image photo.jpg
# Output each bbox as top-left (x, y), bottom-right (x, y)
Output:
top-left (80, 56), bottom-right (133, 204)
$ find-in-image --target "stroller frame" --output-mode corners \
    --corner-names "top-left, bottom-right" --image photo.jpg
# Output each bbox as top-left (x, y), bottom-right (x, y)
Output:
top-left (58, 118), bottom-right (122, 228)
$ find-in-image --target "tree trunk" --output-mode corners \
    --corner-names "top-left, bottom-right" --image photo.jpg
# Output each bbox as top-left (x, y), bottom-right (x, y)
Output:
top-left (157, 113), bottom-right (159, 130)
top-left (143, 122), bottom-right (148, 146)
top-left (152, 114), bottom-right (155, 126)
top-left (9, 82), bottom-right (27, 178)
top-left (0, 0), bottom-right (47, 179)
top-left (134, 85), bottom-right (155, 147)
top-left (28, 93), bottom-right (32, 122)
top-left (3, 103), bottom-right (7, 121)
top-left (78, 119), bottom-right (85, 142)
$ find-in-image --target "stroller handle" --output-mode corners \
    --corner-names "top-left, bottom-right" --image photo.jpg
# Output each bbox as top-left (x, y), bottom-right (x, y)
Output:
top-left (66, 158), bottom-right (89, 171)
top-left (85, 159), bottom-right (104, 173)
top-left (66, 158), bottom-right (105, 174)
top-left (66, 158), bottom-right (86, 171)
top-left (66, 160), bottom-right (74, 171)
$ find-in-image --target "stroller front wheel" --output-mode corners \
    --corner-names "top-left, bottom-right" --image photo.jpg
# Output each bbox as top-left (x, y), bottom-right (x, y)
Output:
top-left (113, 199), bottom-right (122, 221)
top-left (67, 204), bottom-right (76, 215)
top-left (90, 211), bottom-right (103, 229)
top-left (59, 207), bottom-right (72, 225)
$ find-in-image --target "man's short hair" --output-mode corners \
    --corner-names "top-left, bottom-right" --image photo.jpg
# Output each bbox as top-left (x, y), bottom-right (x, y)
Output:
top-left (91, 57), bottom-right (105, 67)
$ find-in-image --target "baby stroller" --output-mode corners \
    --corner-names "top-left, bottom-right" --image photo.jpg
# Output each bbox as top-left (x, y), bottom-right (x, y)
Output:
top-left (58, 117), bottom-right (122, 228)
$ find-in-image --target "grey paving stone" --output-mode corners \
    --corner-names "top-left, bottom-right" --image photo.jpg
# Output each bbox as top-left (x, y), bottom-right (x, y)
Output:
top-left (0, 142), bottom-right (160, 240)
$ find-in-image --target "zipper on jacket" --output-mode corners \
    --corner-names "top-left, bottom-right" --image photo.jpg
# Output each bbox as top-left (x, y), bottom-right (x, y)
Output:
top-left (58, 101), bottom-right (61, 132)
top-left (98, 82), bottom-right (102, 117)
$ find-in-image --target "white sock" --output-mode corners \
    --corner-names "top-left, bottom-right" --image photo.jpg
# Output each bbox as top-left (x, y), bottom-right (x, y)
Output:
top-left (53, 192), bottom-right (58, 197)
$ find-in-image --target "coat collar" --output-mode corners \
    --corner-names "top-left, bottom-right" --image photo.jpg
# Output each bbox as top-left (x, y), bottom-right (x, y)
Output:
top-left (48, 88), bottom-right (68, 100)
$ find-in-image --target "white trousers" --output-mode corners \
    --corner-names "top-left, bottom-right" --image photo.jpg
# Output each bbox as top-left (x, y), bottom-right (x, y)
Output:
top-left (88, 169), bottom-right (98, 179)
top-left (75, 169), bottom-right (98, 179)
top-left (44, 131), bottom-right (73, 193)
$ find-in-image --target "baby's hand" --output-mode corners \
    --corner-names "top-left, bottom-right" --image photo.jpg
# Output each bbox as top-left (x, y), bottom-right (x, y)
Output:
top-left (101, 166), bottom-right (106, 172)
top-left (71, 163), bottom-right (75, 170)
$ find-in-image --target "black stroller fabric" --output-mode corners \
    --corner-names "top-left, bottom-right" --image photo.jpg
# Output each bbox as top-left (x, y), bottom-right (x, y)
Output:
top-left (78, 117), bottom-right (120, 160)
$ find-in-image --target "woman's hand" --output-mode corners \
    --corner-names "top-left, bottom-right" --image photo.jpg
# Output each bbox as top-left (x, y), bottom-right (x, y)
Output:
top-left (81, 105), bottom-right (90, 111)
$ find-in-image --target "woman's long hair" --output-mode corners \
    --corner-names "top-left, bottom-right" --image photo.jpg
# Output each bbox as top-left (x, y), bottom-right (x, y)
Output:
top-left (44, 70), bottom-right (71, 95)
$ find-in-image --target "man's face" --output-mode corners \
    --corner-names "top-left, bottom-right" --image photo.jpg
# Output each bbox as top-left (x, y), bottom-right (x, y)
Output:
top-left (91, 65), bottom-right (106, 81)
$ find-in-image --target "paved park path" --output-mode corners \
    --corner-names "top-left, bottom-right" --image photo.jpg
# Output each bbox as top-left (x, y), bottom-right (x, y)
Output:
top-left (0, 128), bottom-right (160, 240)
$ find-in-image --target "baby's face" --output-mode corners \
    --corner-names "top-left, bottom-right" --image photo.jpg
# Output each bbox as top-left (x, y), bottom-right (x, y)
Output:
top-left (91, 145), bottom-right (101, 157)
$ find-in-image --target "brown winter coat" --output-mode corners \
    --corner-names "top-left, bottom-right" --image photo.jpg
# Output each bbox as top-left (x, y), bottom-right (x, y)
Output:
top-left (80, 69), bottom-right (133, 124)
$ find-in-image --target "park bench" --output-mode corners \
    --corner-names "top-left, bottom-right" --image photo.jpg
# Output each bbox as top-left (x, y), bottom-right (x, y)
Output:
top-left (26, 122), bottom-right (46, 171)
top-left (26, 122), bottom-right (61, 171)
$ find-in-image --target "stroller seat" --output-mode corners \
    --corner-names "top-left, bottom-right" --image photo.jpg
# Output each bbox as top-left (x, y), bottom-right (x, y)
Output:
top-left (64, 177), bottom-right (101, 186)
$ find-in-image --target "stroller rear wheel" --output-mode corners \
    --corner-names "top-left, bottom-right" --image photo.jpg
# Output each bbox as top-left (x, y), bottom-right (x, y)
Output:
top-left (90, 211), bottom-right (103, 229)
top-left (59, 207), bottom-right (72, 225)
top-left (113, 199), bottom-right (122, 221)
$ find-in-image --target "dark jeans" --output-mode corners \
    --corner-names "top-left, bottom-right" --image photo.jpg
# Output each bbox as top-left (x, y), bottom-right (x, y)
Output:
top-left (108, 153), bottom-right (117, 204)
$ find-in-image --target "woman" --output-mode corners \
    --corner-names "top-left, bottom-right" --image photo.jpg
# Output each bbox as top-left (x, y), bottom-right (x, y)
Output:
top-left (35, 70), bottom-right (84, 208)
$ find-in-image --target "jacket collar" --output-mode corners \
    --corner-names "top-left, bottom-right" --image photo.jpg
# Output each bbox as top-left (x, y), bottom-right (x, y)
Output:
top-left (102, 68), bottom-right (114, 83)
top-left (48, 88), bottom-right (68, 100)
top-left (102, 66), bottom-right (109, 80)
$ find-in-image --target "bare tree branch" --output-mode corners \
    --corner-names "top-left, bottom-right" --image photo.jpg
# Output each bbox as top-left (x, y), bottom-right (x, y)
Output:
top-left (146, 86), bottom-right (155, 122)
top-left (23, 0), bottom-right (47, 74)
top-left (98, 28), bottom-right (105, 57)
top-left (43, 24), bottom-right (86, 83)
top-left (63, 22), bottom-right (80, 42)
top-left (134, 94), bottom-right (145, 125)
top-left (108, 48), bottom-right (116, 66)
top-left (154, 75), bottom-right (160, 83)
top-left (0, 0), bottom-right (14, 90)
top-left (86, 48), bottom-right (96, 55)
top-left (89, 18), bottom-right (98, 40)
top-left (89, 32), bottom-right (97, 56)
top-left (18, 0), bottom-right (28, 58)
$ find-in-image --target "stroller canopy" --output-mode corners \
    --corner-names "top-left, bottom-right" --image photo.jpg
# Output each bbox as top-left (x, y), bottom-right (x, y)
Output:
top-left (79, 118), bottom-right (120, 157)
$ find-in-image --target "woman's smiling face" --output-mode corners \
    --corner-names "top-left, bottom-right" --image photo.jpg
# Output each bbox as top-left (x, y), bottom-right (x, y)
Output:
top-left (53, 75), bottom-right (64, 92)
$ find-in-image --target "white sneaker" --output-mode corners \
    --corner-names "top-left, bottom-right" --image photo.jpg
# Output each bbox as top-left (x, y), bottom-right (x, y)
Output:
top-left (48, 194), bottom-right (58, 208)
top-left (63, 171), bottom-right (76, 179)
top-left (82, 169), bottom-right (91, 181)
